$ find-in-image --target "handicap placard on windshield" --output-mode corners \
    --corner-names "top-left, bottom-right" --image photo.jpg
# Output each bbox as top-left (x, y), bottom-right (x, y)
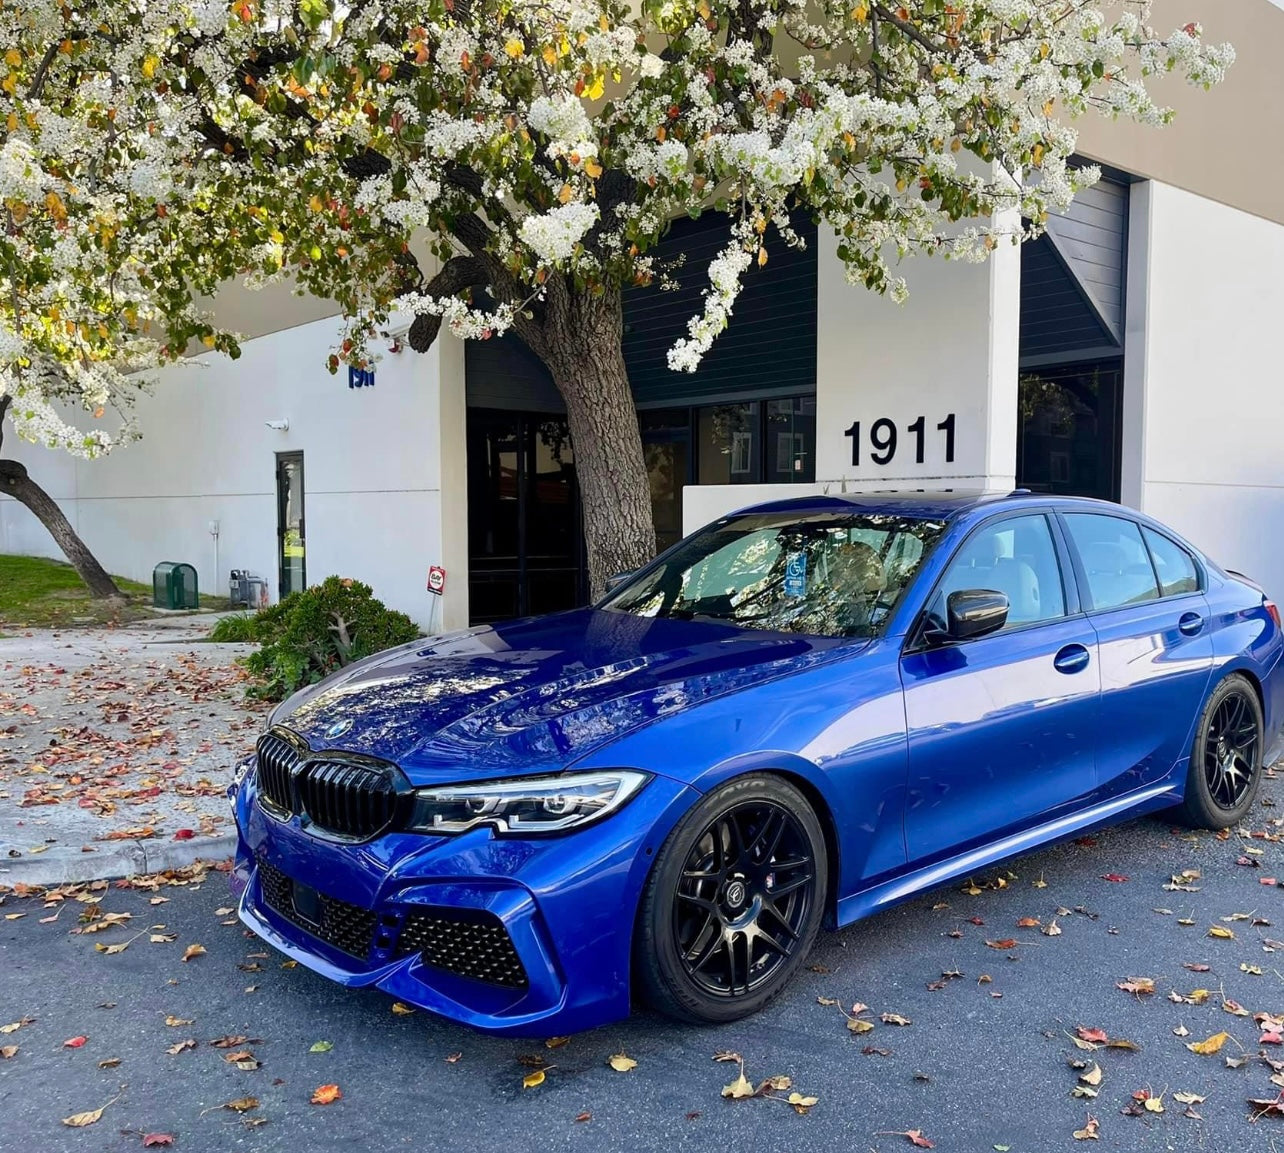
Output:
top-left (784, 553), bottom-right (807, 598)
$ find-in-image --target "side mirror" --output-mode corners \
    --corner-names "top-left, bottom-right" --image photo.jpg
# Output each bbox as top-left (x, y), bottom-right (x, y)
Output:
top-left (945, 589), bottom-right (1009, 641)
top-left (605, 571), bottom-right (634, 592)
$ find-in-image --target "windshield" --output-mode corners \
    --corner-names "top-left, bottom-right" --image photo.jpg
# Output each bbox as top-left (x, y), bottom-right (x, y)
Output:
top-left (601, 511), bottom-right (947, 638)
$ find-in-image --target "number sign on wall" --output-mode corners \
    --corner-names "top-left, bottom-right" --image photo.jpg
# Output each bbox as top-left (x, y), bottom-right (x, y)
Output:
top-left (843, 414), bottom-right (957, 468)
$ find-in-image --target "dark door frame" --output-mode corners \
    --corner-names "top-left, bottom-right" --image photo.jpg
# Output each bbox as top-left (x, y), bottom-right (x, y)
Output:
top-left (275, 451), bottom-right (306, 600)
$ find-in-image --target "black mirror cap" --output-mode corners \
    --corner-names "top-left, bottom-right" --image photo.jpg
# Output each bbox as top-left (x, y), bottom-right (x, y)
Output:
top-left (945, 589), bottom-right (1009, 641)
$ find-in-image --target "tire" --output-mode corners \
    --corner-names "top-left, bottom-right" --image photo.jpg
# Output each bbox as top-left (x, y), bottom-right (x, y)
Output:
top-left (634, 774), bottom-right (828, 1024)
top-left (1178, 673), bottom-right (1265, 829)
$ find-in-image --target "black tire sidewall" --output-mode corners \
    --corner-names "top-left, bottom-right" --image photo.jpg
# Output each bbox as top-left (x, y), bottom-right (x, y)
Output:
top-left (635, 774), bottom-right (828, 1024)
top-left (1182, 673), bottom-right (1264, 829)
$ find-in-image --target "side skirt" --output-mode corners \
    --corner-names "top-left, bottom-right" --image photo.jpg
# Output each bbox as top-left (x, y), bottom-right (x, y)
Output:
top-left (835, 783), bottom-right (1180, 929)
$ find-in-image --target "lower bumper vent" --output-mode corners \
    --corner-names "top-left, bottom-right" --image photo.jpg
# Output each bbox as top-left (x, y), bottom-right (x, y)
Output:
top-left (396, 908), bottom-right (528, 989)
top-left (257, 859), bottom-right (377, 961)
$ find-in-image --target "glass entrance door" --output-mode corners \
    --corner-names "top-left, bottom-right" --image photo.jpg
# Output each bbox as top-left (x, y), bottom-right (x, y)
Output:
top-left (275, 452), bottom-right (306, 599)
top-left (640, 409), bottom-right (691, 555)
top-left (467, 411), bottom-right (584, 624)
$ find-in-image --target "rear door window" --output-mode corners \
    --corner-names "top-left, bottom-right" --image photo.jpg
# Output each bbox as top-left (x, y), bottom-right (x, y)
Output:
top-left (1064, 513), bottom-right (1160, 611)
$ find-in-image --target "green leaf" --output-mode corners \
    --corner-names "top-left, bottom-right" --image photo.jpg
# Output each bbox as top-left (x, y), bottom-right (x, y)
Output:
top-left (309, 1041), bottom-right (333, 1053)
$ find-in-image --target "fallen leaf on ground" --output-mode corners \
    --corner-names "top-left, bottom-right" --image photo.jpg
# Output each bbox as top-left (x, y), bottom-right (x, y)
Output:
top-left (1183, 963), bottom-right (1211, 972)
top-left (545, 1036), bottom-right (570, 1049)
top-left (445, 1052), bottom-right (462, 1063)
top-left (608, 1052), bottom-right (637, 1072)
top-left (875, 1131), bottom-right (934, 1149)
top-left (1187, 1031), bottom-right (1230, 1056)
top-left (221, 1097), bottom-right (259, 1113)
top-left (713, 1050), bottom-right (742, 1062)
top-left (63, 1035), bottom-right (87, 1048)
top-left (881, 1013), bottom-right (912, 1026)
top-left (181, 943), bottom-right (206, 961)
top-left (166, 1039), bottom-right (196, 1055)
top-left (522, 1070), bottom-right (545, 1089)
top-left (97, 1057), bottom-right (121, 1068)
top-left (1101, 874), bottom-right (1129, 883)
top-left (61, 1093), bottom-right (118, 1128)
top-left (0, 1017), bottom-right (34, 1034)
top-left (721, 1068), bottom-right (755, 1099)
top-left (309, 1041), bottom-right (333, 1053)
top-left (1073, 1116), bottom-right (1100, 1140)
top-left (985, 939), bottom-right (1017, 950)
top-left (311, 1084), bottom-right (342, 1105)
top-left (1173, 1092), bottom-right (1205, 1105)
top-left (787, 1092), bottom-right (819, 1114)
top-left (1116, 978), bottom-right (1155, 996)
top-left (1079, 1063), bottom-right (1103, 1087)
top-left (1017, 917), bottom-right (1041, 928)
top-left (1042, 919), bottom-right (1062, 936)
top-left (0, 1046), bottom-right (16, 1059)
top-left (142, 1135), bottom-right (174, 1147)
top-left (164, 1016), bottom-right (192, 1027)
top-left (1208, 926), bottom-right (1235, 940)
top-left (1077, 1027), bottom-right (1108, 1044)
top-left (847, 1018), bottom-right (875, 1034)
top-left (390, 1002), bottom-right (414, 1015)
top-left (1248, 1096), bottom-right (1284, 1118)
top-left (574, 1111), bottom-right (591, 1122)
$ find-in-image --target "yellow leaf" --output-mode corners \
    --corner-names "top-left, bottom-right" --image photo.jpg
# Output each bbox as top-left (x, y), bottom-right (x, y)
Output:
top-left (1186, 1031), bottom-right (1230, 1056)
top-left (721, 1070), bottom-right (755, 1099)
top-left (1, 74), bottom-right (16, 97)
top-left (787, 1091), bottom-right (819, 1114)
top-left (221, 1098), bottom-right (259, 1113)
top-left (1079, 1063), bottom-right (1103, 1087)
top-left (1208, 926), bottom-right (1235, 939)
top-left (142, 55), bottom-right (159, 80)
top-left (164, 1016), bottom-right (192, 1027)
top-left (851, 5), bottom-right (868, 20)
top-left (584, 72), bottom-right (605, 101)
top-left (542, 44), bottom-right (558, 67)
top-left (503, 39), bottom-right (524, 59)
top-left (757, 247), bottom-right (768, 268)
top-left (522, 1069), bottom-right (545, 1089)
top-left (558, 183), bottom-right (574, 204)
top-left (390, 1002), bottom-right (415, 1015)
top-left (607, 1052), bottom-right (637, 1072)
top-left (62, 1106), bottom-right (108, 1128)
top-left (1039, 42), bottom-right (1050, 59)
top-left (1073, 1116), bottom-right (1099, 1140)
top-left (583, 158), bottom-right (603, 180)
top-left (846, 1018), bottom-right (874, 1034)
top-left (4, 48), bottom-right (20, 67)
top-left (1144, 1096), bottom-right (1164, 1113)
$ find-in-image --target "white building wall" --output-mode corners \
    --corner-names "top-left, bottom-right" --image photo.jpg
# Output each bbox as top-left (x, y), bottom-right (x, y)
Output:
top-left (684, 221), bottom-right (1022, 535)
top-left (0, 315), bottom-right (467, 630)
top-left (1122, 180), bottom-right (1284, 599)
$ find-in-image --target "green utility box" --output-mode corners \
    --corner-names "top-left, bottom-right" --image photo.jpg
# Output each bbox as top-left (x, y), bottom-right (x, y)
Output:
top-left (152, 562), bottom-right (199, 610)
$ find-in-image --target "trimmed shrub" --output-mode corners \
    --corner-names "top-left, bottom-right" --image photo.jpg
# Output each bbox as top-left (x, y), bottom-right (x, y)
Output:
top-left (228, 576), bottom-right (420, 701)
top-left (208, 613), bottom-right (258, 643)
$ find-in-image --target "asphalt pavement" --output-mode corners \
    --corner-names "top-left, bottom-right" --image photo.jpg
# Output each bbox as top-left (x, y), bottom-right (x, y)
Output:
top-left (6, 787), bottom-right (1284, 1152)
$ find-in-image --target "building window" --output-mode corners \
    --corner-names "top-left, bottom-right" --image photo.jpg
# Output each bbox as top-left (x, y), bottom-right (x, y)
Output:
top-left (1016, 360), bottom-right (1123, 502)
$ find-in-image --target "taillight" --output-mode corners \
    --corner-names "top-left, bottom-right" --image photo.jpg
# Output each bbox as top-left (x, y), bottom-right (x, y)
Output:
top-left (1266, 601), bottom-right (1281, 630)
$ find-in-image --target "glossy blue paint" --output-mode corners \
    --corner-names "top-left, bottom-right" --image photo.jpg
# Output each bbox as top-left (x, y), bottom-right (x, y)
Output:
top-left (232, 491), bottom-right (1284, 1036)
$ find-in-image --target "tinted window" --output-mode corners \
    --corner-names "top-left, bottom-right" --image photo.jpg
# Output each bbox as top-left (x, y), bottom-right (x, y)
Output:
top-left (929, 514), bottom-right (1066, 630)
top-left (1065, 513), bottom-right (1160, 610)
top-left (603, 511), bottom-right (947, 638)
top-left (1143, 528), bottom-right (1199, 597)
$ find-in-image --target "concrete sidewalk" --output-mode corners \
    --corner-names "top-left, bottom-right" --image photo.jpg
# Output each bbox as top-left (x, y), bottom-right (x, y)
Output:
top-left (0, 618), bottom-right (267, 887)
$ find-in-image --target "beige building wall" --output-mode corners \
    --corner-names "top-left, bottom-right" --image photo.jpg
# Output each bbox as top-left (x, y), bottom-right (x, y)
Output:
top-left (1077, 0), bottom-right (1284, 225)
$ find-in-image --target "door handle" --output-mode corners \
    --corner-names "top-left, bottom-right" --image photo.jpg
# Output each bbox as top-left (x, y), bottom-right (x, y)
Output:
top-left (1179, 611), bottom-right (1204, 637)
top-left (1053, 643), bottom-right (1091, 674)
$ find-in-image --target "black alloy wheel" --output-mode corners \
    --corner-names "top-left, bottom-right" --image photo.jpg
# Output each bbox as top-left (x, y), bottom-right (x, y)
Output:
top-left (635, 775), bottom-right (827, 1023)
top-left (1180, 673), bottom-right (1265, 828)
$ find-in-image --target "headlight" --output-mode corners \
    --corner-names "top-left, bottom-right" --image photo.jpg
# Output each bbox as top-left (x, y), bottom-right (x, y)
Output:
top-left (406, 770), bottom-right (649, 836)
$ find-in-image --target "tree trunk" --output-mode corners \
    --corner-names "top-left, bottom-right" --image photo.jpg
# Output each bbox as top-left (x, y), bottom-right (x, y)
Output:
top-left (542, 286), bottom-right (656, 601)
top-left (0, 458), bottom-right (125, 600)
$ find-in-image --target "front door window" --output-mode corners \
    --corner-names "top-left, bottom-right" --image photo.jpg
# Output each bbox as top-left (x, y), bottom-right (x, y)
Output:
top-left (275, 452), bottom-right (305, 599)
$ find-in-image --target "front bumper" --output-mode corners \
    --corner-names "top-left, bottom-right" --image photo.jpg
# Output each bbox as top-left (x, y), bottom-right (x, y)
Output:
top-left (230, 767), bottom-right (697, 1037)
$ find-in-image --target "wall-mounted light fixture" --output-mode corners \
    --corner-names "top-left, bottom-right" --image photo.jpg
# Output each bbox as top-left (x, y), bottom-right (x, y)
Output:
top-left (265, 418), bottom-right (290, 432)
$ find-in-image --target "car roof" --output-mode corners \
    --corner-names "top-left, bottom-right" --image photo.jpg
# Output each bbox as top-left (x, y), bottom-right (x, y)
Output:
top-left (728, 490), bottom-right (1137, 523)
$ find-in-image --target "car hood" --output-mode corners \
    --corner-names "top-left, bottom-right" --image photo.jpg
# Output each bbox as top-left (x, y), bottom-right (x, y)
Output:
top-left (274, 609), bottom-right (862, 783)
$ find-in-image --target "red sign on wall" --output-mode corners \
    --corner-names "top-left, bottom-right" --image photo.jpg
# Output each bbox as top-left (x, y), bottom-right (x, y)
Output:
top-left (426, 565), bottom-right (447, 595)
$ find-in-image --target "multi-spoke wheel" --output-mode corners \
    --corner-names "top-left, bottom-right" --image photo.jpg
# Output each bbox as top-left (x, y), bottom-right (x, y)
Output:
top-left (635, 775), bottom-right (827, 1023)
top-left (1179, 674), bottom-right (1264, 828)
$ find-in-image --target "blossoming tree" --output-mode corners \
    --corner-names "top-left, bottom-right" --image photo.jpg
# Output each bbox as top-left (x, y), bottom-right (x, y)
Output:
top-left (0, 1), bottom-right (270, 597)
top-left (3, 1), bottom-right (1232, 600)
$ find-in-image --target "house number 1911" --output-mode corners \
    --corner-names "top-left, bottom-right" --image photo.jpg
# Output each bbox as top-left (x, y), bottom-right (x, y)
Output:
top-left (844, 414), bottom-right (956, 467)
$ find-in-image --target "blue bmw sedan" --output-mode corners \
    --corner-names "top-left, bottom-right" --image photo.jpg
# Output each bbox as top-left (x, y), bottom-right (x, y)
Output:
top-left (230, 491), bottom-right (1284, 1035)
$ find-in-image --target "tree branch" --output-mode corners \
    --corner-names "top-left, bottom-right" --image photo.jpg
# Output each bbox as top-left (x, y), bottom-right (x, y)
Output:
top-left (406, 255), bottom-right (486, 353)
top-left (871, 4), bottom-right (944, 54)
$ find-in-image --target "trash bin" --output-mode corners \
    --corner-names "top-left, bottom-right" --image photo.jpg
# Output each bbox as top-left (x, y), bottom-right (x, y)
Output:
top-left (152, 562), bottom-right (199, 610)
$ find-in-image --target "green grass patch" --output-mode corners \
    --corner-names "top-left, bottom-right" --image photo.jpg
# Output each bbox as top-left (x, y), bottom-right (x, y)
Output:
top-left (0, 554), bottom-right (225, 629)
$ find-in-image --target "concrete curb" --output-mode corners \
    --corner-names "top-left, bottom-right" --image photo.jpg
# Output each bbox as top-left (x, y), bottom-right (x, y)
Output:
top-left (0, 834), bottom-right (238, 889)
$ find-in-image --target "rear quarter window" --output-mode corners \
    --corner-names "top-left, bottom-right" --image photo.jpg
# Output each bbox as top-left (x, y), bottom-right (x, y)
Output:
top-left (1142, 528), bottom-right (1200, 597)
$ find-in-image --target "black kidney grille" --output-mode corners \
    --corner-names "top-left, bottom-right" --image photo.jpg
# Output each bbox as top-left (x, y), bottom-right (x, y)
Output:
top-left (257, 858), bottom-right (377, 961)
top-left (256, 731), bottom-right (300, 812)
top-left (395, 908), bottom-right (528, 989)
top-left (298, 760), bottom-right (398, 839)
